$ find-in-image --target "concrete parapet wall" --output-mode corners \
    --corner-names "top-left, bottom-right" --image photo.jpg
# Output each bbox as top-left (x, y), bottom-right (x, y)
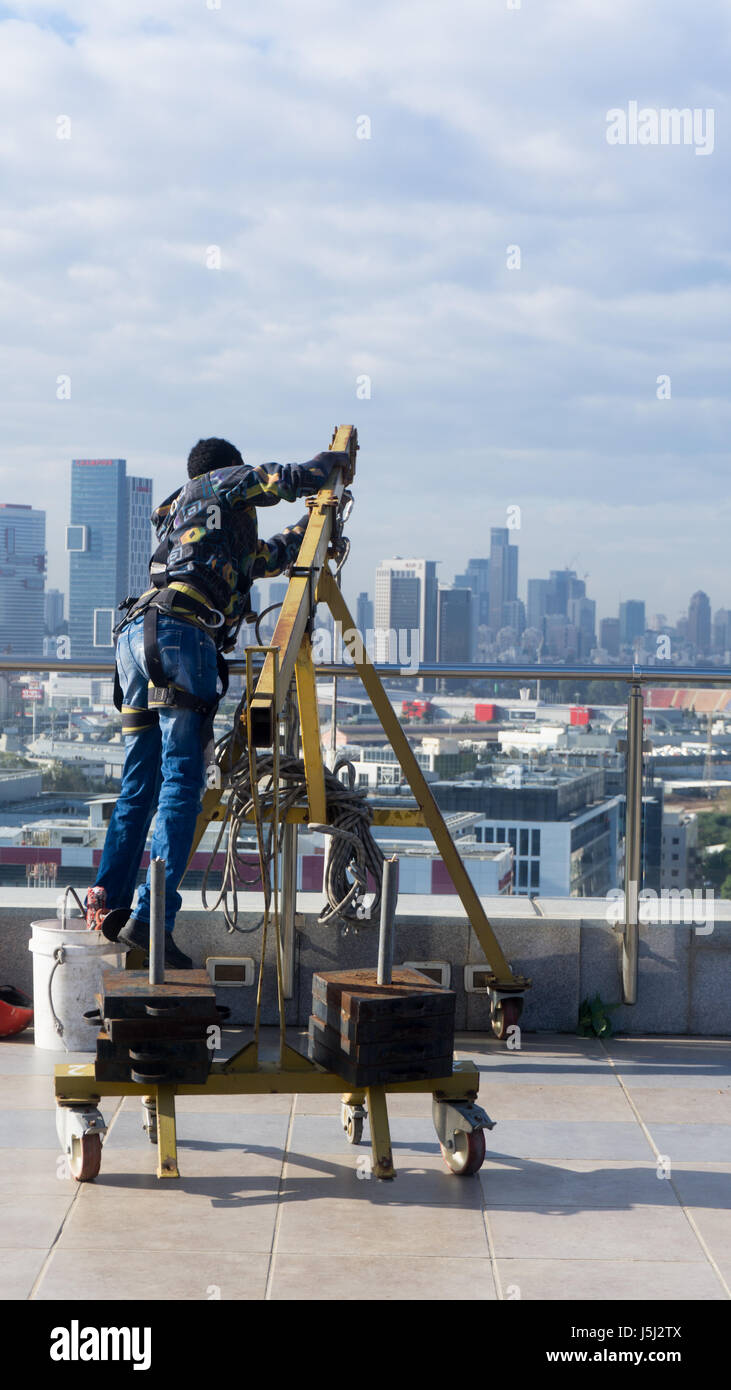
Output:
top-left (1, 891), bottom-right (729, 1036)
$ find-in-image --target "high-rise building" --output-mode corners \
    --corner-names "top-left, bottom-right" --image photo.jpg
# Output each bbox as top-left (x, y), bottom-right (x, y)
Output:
top-left (568, 596), bottom-right (596, 660)
top-left (619, 600), bottom-right (646, 648)
top-left (600, 617), bottom-right (620, 656)
top-left (67, 459), bottom-right (129, 659)
top-left (527, 578), bottom-right (548, 631)
top-left (127, 476), bottom-right (154, 597)
top-left (546, 569), bottom-right (584, 617)
top-left (44, 587), bottom-right (64, 635)
top-left (503, 598), bottom-right (526, 637)
top-left (374, 558), bottom-right (438, 689)
top-left (713, 608), bottom-right (731, 656)
top-left (356, 591), bottom-right (373, 640)
top-left (688, 591), bottom-right (711, 656)
top-left (455, 558), bottom-right (489, 659)
top-left (0, 503), bottom-right (46, 656)
top-left (437, 586), bottom-right (472, 663)
top-left (487, 529), bottom-right (518, 634)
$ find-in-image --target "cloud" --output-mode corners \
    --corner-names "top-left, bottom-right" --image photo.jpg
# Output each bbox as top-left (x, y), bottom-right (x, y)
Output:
top-left (0, 0), bottom-right (729, 627)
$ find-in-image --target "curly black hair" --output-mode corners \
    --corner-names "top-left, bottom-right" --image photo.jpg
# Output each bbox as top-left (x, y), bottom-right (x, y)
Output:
top-left (187, 437), bottom-right (244, 479)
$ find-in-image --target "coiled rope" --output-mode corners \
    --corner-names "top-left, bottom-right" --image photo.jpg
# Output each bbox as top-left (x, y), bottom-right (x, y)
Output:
top-left (201, 707), bottom-right (384, 933)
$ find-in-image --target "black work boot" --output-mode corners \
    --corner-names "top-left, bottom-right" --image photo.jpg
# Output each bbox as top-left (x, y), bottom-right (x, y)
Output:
top-left (164, 935), bottom-right (193, 970)
top-left (117, 918), bottom-right (151, 953)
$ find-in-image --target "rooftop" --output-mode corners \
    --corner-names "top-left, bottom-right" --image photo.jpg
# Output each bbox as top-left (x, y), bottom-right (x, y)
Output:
top-left (2, 1028), bottom-right (729, 1302)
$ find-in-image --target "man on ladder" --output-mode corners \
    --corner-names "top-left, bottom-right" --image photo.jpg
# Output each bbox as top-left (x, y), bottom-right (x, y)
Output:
top-left (85, 435), bottom-right (354, 967)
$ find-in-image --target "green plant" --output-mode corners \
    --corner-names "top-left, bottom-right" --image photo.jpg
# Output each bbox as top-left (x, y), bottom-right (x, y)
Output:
top-left (577, 992), bottom-right (620, 1038)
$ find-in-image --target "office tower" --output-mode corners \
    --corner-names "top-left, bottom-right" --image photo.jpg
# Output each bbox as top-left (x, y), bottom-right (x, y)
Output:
top-left (44, 588), bottom-right (64, 635)
top-left (488, 529), bottom-right (518, 634)
top-left (568, 596), bottom-right (596, 660)
top-left (619, 600), bottom-right (646, 647)
top-left (0, 503), bottom-right (46, 656)
top-left (375, 558), bottom-right (438, 689)
top-left (600, 617), bottom-right (620, 656)
top-left (127, 476), bottom-right (154, 596)
top-left (356, 591), bottom-right (373, 639)
top-left (527, 579), bottom-right (548, 631)
top-left (437, 586), bottom-right (472, 663)
top-left (688, 591), bottom-right (711, 656)
top-left (503, 598), bottom-right (526, 637)
top-left (543, 614), bottom-right (576, 659)
top-left (455, 558), bottom-right (490, 658)
top-left (545, 569), bottom-right (584, 618)
top-left (67, 459), bottom-right (128, 659)
top-left (713, 608), bottom-right (731, 656)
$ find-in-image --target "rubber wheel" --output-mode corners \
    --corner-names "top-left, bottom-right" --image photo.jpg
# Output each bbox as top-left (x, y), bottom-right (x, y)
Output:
top-left (491, 998), bottom-right (522, 1040)
top-left (440, 1127), bottom-right (486, 1176)
top-left (142, 1103), bottom-right (158, 1144)
top-left (346, 1114), bottom-right (364, 1145)
top-left (69, 1132), bottom-right (102, 1182)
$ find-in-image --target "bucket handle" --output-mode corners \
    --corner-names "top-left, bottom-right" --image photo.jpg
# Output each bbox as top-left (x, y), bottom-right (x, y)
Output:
top-left (58, 885), bottom-right (86, 930)
top-left (48, 945), bottom-right (70, 1051)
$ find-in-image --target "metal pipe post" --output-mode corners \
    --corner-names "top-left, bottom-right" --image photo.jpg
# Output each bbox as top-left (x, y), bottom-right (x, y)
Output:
top-left (149, 857), bottom-right (166, 985)
top-left (622, 683), bottom-right (644, 1004)
top-left (377, 855), bottom-right (399, 986)
top-left (280, 683), bottom-right (299, 999)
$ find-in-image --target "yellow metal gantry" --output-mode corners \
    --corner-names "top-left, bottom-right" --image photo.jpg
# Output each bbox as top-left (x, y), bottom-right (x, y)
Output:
top-left (55, 425), bottom-right (526, 1181)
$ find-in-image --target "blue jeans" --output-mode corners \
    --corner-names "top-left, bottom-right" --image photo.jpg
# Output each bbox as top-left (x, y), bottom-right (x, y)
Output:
top-left (94, 612), bottom-right (219, 933)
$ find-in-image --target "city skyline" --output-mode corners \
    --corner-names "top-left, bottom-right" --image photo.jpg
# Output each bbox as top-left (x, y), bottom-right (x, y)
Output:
top-left (0, 464), bottom-right (728, 660)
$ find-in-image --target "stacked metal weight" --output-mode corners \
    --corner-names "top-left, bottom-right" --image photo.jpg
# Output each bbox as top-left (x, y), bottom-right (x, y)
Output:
top-left (308, 967), bottom-right (456, 1087)
top-left (93, 969), bottom-right (220, 1085)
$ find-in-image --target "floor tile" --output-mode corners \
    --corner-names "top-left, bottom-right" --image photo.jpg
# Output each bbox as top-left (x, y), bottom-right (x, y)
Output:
top-left (0, 1109), bottom-right (63, 1149)
top-left (644, 1123), bottom-right (731, 1163)
top-left (0, 1248), bottom-right (49, 1300)
top-left (57, 1188), bottom-right (278, 1253)
top-left (479, 1158), bottom-right (679, 1210)
top-left (35, 1249), bottom-right (271, 1300)
top-left (269, 1254), bottom-right (497, 1300)
top-left (280, 1151), bottom-right (484, 1206)
top-left (495, 1258), bottom-right (726, 1301)
top-left (625, 1087), bottom-right (731, 1123)
top-left (487, 1204), bottom-right (708, 1262)
top-left (0, 1192), bottom-right (75, 1249)
top-left (484, 1120), bottom-right (653, 1161)
top-left (276, 1195), bottom-right (490, 1258)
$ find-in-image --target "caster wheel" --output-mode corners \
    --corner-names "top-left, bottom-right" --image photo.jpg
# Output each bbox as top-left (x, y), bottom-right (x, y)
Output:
top-left (440, 1127), bottom-right (486, 1176)
top-left (69, 1132), bottom-right (102, 1182)
top-left (142, 1102), bottom-right (158, 1145)
top-left (346, 1113), bottom-right (364, 1145)
top-left (491, 998), bottom-right (522, 1040)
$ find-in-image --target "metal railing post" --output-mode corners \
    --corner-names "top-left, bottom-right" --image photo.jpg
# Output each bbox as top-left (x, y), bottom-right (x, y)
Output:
top-left (280, 682), bottom-right (299, 1000)
top-left (149, 856), bottom-right (165, 985)
top-left (622, 682), bottom-right (644, 1004)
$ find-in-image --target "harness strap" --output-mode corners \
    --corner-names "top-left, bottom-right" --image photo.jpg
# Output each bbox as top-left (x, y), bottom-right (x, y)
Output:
top-left (121, 705), bottom-right (159, 734)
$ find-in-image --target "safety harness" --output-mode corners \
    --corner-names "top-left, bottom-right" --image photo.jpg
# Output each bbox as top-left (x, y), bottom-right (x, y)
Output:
top-left (112, 585), bottom-right (231, 737)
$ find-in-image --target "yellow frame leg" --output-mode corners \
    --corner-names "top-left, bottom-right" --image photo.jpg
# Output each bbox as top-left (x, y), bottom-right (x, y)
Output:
top-left (319, 571), bottom-right (527, 992)
top-left (366, 1085), bottom-right (395, 1179)
top-left (155, 1085), bottom-right (180, 1179)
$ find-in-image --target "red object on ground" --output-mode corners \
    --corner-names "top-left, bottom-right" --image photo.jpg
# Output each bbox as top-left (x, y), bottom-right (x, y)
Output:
top-left (402, 699), bottom-right (432, 720)
top-left (474, 703), bottom-right (495, 722)
top-left (0, 986), bottom-right (33, 1038)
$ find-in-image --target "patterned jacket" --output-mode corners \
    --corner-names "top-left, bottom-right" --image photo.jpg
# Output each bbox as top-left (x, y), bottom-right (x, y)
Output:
top-left (146, 450), bottom-right (347, 647)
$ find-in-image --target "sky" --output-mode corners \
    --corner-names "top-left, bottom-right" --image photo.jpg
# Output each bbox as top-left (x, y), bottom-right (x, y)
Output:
top-left (0, 0), bottom-right (729, 628)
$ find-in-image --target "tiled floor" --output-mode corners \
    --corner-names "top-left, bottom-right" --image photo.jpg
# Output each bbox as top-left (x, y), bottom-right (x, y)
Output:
top-left (1, 1029), bottom-right (729, 1301)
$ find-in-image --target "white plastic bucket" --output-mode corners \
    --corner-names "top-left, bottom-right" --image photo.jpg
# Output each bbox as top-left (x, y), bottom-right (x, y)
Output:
top-left (28, 920), bottom-right (126, 1052)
